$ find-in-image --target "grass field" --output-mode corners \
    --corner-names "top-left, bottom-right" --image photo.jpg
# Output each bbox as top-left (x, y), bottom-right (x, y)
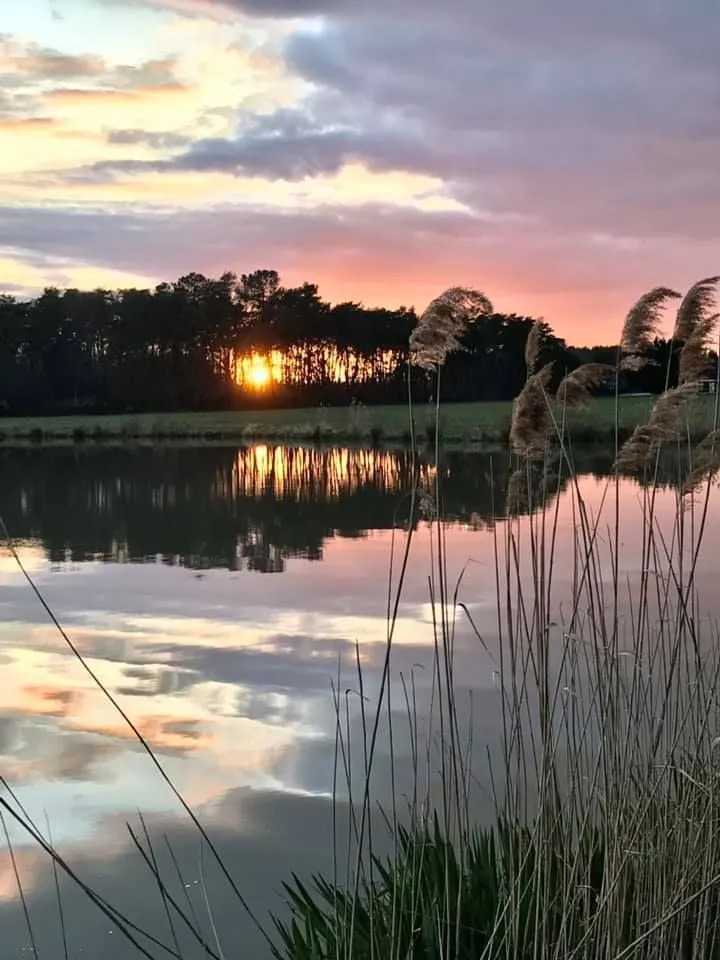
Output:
top-left (0, 395), bottom-right (715, 445)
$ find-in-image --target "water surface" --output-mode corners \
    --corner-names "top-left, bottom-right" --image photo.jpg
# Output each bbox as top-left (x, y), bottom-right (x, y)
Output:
top-left (0, 443), bottom-right (716, 957)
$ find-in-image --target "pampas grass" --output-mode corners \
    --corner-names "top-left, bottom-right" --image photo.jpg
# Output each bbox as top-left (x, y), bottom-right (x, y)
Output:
top-left (524, 321), bottom-right (544, 377)
top-left (684, 428), bottom-right (720, 494)
top-left (509, 363), bottom-right (555, 459)
top-left (409, 287), bottom-right (493, 370)
top-left (615, 380), bottom-right (700, 472)
top-left (674, 276), bottom-right (720, 341)
top-left (679, 312), bottom-right (718, 385)
top-left (556, 362), bottom-right (614, 409)
top-left (620, 286), bottom-right (680, 369)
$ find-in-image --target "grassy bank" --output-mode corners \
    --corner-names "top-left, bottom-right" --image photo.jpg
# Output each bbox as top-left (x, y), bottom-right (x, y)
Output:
top-left (0, 394), bottom-right (716, 444)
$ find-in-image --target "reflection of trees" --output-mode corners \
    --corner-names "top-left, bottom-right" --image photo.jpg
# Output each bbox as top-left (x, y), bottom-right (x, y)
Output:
top-left (0, 444), bottom-right (662, 572)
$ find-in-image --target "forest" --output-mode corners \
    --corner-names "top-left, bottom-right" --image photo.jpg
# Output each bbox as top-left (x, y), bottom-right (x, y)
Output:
top-left (0, 269), bottom-right (678, 414)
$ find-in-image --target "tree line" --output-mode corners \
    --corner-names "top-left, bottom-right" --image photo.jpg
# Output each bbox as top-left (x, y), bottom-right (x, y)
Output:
top-left (0, 269), bottom-right (676, 415)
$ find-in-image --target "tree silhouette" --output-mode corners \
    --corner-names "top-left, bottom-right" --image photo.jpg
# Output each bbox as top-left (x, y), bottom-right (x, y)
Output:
top-left (0, 270), bottom-right (655, 416)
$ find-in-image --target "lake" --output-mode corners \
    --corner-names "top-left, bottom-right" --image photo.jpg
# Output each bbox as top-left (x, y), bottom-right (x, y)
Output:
top-left (0, 442), bottom-right (717, 958)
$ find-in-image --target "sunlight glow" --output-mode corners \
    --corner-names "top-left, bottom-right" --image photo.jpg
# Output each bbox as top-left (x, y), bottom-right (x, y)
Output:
top-left (237, 351), bottom-right (283, 390)
top-left (248, 359), bottom-right (271, 389)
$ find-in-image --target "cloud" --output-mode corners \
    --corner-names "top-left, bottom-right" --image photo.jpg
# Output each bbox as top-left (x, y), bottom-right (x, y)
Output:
top-left (75, 0), bottom-right (720, 246)
top-left (111, 55), bottom-right (181, 90)
top-left (0, 35), bottom-right (105, 79)
top-left (4, 0), bottom-right (720, 341)
top-left (45, 82), bottom-right (187, 105)
top-left (0, 116), bottom-right (54, 130)
top-left (42, 733), bottom-right (121, 781)
top-left (161, 107), bottom-right (424, 179)
top-left (106, 127), bottom-right (190, 150)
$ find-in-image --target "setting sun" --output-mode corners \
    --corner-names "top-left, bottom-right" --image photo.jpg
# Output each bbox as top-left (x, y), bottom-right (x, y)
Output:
top-left (248, 359), bottom-right (271, 390)
top-left (237, 350), bottom-right (283, 390)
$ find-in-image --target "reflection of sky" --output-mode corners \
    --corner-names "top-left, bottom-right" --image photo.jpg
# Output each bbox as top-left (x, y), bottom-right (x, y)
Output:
top-left (1, 464), bottom-right (719, 957)
top-left (0, 526), bottom-right (497, 840)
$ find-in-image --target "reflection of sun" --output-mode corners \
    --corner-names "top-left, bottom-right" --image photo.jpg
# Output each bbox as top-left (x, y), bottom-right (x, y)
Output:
top-left (248, 359), bottom-right (271, 390)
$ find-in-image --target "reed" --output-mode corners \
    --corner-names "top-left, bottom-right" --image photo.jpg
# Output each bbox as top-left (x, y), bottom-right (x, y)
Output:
top-left (523, 320), bottom-right (545, 376)
top-left (674, 276), bottom-right (720, 342)
top-left (619, 286), bottom-right (679, 369)
top-left (508, 362), bottom-right (555, 458)
top-left (409, 287), bottom-right (493, 370)
top-left (555, 362), bottom-right (614, 409)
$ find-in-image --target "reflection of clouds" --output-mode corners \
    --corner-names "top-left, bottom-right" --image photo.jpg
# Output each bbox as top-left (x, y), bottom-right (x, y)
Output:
top-left (39, 734), bottom-right (120, 783)
top-left (0, 845), bottom-right (46, 903)
top-left (1, 462), bottom-right (720, 942)
top-left (18, 685), bottom-right (77, 717)
top-left (115, 663), bottom-right (198, 698)
top-left (0, 786), bottom-right (349, 957)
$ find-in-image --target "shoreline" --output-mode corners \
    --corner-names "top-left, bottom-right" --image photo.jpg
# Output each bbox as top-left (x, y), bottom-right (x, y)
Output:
top-left (0, 396), bottom-right (714, 446)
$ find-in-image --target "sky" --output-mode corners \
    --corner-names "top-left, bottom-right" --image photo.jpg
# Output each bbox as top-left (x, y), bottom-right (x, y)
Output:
top-left (1, 0), bottom-right (718, 343)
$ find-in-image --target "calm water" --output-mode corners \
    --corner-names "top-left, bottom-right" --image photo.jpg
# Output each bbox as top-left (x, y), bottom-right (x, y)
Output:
top-left (0, 443), bottom-right (717, 957)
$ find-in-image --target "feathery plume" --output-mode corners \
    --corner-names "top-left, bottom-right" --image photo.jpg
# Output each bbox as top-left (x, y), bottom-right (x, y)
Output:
top-left (678, 313), bottom-right (718, 385)
top-left (620, 287), bottom-right (680, 370)
top-left (615, 382), bottom-right (700, 473)
top-left (556, 363), bottom-right (614, 409)
top-left (683, 429), bottom-right (720, 495)
top-left (524, 321), bottom-right (545, 377)
top-left (509, 362), bottom-right (555, 459)
top-left (674, 276), bottom-right (720, 342)
top-left (409, 287), bottom-right (493, 370)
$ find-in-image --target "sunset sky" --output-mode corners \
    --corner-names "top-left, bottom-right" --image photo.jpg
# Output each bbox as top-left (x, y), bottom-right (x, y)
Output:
top-left (2, 0), bottom-right (718, 343)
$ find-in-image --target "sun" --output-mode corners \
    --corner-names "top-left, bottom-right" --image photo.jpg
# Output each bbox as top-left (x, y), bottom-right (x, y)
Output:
top-left (248, 358), bottom-right (271, 389)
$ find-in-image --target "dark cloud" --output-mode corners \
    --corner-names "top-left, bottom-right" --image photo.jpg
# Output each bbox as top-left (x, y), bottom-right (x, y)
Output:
top-left (276, 0), bottom-right (720, 222)
top-left (170, 107), bottom-right (423, 178)
top-left (80, 0), bottom-right (720, 260)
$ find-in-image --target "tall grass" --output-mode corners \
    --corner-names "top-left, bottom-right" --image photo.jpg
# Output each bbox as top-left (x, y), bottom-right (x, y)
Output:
top-left (2, 281), bottom-right (720, 958)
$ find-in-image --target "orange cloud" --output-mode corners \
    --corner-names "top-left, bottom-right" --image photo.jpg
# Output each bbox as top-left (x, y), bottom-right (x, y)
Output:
top-left (0, 37), bottom-right (105, 80)
top-left (45, 83), bottom-right (189, 106)
top-left (0, 117), bottom-right (55, 131)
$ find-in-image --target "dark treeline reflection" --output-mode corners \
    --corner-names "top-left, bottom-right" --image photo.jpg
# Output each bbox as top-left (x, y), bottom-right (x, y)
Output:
top-left (0, 444), bottom-right (624, 572)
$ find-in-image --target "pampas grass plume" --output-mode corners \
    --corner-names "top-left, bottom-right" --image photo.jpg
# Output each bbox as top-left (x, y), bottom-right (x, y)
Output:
top-left (674, 276), bottom-right (720, 342)
top-left (510, 362), bottom-right (555, 459)
top-left (679, 313), bottom-right (718, 385)
top-left (620, 287), bottom-right (680, 369)
top-left (556, 363), bottom-right (614, 409)
top-left (409, 287), bottom-right (493, 370)
top-left (524, 321), bottom-right (544, 377)
top-left (615, 381), bottom-right (700, 473)
top-left (683, 429), bottom-right (720, 494)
